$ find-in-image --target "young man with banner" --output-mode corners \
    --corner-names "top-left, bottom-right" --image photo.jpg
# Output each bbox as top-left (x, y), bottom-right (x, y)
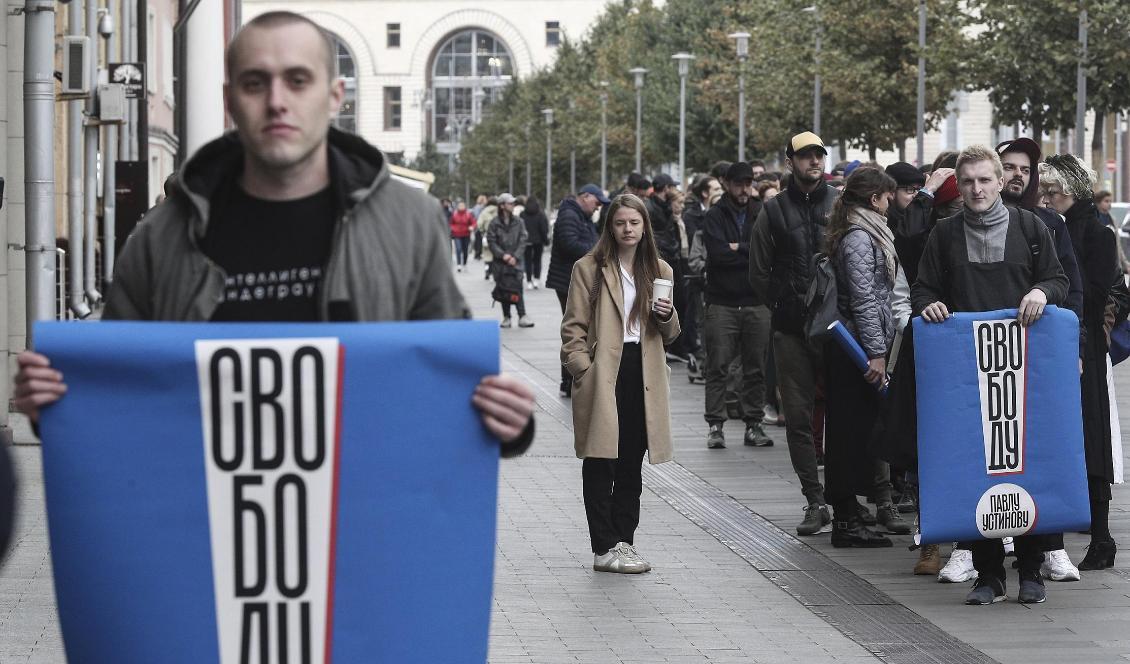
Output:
top-left (912, 145), bottom-right (1069, 606)
top-left (13, 11), bottom-right (535, 450)
top-left (12, 12), bottom-right (535, 663)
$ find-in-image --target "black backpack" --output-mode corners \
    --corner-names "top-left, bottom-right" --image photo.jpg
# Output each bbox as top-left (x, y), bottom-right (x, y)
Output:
top-left (491, 265), bottom-right (523, 306)
top-left (803, 227), bottom-right (872, 345)
top-left (803, 251), bottom-right (840, 345)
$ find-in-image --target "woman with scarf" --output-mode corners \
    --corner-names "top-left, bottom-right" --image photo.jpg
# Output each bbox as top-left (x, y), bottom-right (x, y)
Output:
top-left (824, 167), bottom-right (900, 548)
top-left (1040, 155), bottom-right (1123, 570)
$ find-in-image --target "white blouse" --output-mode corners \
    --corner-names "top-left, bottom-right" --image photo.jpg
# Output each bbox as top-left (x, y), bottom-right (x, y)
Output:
top-left (619, 262), bottom-right (641, 343)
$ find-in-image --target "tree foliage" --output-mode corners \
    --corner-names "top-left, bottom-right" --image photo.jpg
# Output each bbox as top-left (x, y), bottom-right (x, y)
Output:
top-left (969, 0), bottom-right (1130, 140)
top-left (446, 0), bottom-right (1120, 201)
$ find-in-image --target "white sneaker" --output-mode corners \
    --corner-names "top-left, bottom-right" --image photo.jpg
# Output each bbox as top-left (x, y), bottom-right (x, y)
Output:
top-left (533, 278), bottom-right (540, 290)
top-left (500, 317), bottom-right (512, 329)
top-left (622, 543), bottom-right (652, 572)
top-left (1003, 536), bottom-right (1015, 556)
top-left (593, 542), bottom-right (649, 574)
top-left (938, 547), bottom-right (978, 583)
top-left (1041, 549), bottom-right (1081, 581)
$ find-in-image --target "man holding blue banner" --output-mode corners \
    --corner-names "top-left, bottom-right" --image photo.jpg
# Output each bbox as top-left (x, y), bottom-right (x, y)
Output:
top-left (14, 11), bottom-right (535, 450)
top-left (913, 145), bottom-right (1068, 605)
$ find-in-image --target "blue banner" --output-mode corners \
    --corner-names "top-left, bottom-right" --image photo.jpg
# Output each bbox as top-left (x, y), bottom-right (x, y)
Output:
top-left (914, 307), bottom-right (1089, 543)
top-left (36, 320), bottom-right (500, 664)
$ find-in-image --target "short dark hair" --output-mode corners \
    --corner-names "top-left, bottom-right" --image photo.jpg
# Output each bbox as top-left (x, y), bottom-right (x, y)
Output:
top-left (750, 160), bottom-right (766, 169)
top-left (690, 175), bottom-right (716, 201)
top-left (226, 11), bottom-right (336, 81)
top-left (1097, 190), bottom-right (1113, 203)
top-left (709, 161), bottom-right (732, 180)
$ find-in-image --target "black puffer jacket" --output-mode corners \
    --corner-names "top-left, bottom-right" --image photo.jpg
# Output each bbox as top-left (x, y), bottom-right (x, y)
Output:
top-left (749, 183), bottom-right (839, 335)
top-left (545, 197), bottom-right (598, 292)
top-left (834, 217), bottom-right (894, 359)
top-left (647, 194), bottom-right (680, 262)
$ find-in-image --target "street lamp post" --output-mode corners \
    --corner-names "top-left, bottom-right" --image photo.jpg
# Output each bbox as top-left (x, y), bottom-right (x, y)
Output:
top-left (803, 5), bottom-right (821, 135)
top-left (599, 81), bottom-right (609, 191)
top-left (525, 122), bottom-right (532, 196)
top-left (629, 67), bottom-right (648, 172)
top-left (568, 99), bottom-right (577, 194)
top-left (543, 108), bottom-right (554, 208)
top-left (729, 32), bottom-right (750, 162)
top-left (1075, 7), bottom-right (1087, 156)
top-left (507, 140), bottom-right (515, 194)
top-left (916, 0), bottom-right (926, 167)
top-left (672, 53), bottom-right (695, 188)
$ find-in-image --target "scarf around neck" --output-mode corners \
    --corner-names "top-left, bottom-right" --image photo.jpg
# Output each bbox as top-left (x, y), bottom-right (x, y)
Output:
top-left (848, 207), bottom-right (898, 285)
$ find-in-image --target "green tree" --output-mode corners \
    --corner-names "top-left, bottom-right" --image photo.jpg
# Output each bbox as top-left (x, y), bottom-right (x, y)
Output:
top-left (970, 0), bottom-right (1130, 144)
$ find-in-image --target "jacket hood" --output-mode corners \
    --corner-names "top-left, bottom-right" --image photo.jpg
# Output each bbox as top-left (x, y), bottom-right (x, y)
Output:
top-left (996, 137), bottom-right (1042, 210)
top-left (175, 127), bottom-right (388, 238)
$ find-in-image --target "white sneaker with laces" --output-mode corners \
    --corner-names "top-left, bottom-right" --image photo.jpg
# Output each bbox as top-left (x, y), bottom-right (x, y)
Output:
top-left (938, 547), bottom-right (978, 583)
top-left (1041, 548), bottom-right (1081, 581)
top-left (1003, 536), bottom-right (1015, 556)
top-left (622, 543), bottom-right (652, 572)
top-left (593, 542), bottom-right (649, 574)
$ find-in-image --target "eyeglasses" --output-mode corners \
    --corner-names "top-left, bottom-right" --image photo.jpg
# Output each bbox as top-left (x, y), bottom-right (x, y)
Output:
top-left (1039, 188), bottom-right (1066, 198)
top-left (897, 186), bottom-right (919, 195)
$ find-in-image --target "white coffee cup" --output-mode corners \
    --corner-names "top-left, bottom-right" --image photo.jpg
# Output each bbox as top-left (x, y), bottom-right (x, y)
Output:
top-left (652, 278), bottom-right (673, 308)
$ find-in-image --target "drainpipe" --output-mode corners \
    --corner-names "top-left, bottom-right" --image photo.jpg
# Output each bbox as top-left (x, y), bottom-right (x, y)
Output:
top-left (84, 0), bottom-right (102, 303)
top-left (24, 0), bottom-right (59, 336)
top-left (67, 4), bottom-right (90, 317)
top-left (102, 0), bottom-right (116, 291)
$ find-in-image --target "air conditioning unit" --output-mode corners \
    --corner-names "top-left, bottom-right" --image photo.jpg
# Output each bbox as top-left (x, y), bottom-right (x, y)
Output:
top-left (62, 36), bottom-right (91, 95)
top-left (98, 84), bottom-right (125, 122)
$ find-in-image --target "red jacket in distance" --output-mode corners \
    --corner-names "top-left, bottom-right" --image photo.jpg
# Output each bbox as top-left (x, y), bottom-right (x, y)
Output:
top-left (450, 209), bottom-right (476, 238)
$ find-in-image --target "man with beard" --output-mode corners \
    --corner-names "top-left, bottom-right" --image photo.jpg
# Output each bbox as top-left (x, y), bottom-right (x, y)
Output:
top-left (750, 132), bottom-right (839, 535)
top-left (701, 162), bottom-right (773, 450)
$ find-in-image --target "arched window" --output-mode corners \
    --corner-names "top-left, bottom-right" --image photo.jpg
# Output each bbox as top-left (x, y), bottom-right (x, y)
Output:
top-left (430, 29), bottom-right (513, 152)
top-left (330, 35), bottom-right (358, 134)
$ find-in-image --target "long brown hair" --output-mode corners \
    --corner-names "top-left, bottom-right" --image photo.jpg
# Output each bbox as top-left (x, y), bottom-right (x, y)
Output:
top-left (589, 194), bottom-right (662, 333)
top-left (827, 166), bottom-right (896, 253)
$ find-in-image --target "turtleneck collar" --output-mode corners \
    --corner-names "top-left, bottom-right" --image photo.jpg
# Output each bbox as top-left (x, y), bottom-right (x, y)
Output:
top-left (963, 196), bottom-right (1008, 227)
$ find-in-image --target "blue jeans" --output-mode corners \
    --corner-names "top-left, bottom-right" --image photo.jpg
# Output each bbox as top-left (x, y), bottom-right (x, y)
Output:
top-left (453, 236), bottom-right (470, 266)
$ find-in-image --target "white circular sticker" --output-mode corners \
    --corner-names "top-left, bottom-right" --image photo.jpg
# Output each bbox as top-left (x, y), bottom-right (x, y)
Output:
top-left (975, 483), bottom-right (1037, 538)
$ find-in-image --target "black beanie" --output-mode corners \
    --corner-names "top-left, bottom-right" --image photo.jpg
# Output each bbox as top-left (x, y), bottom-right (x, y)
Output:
top-left (885, 161), bottom-right (926, 188)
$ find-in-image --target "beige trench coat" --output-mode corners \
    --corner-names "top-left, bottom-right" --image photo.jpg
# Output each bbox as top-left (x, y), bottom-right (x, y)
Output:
top-left (560, 254), bottom-right (681, 463)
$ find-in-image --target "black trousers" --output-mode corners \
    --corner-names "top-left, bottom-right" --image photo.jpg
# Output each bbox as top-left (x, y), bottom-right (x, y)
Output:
top-left (971, 536), bottom-right (1044, 582)
top-left (524, 245), bottom-right (545, 281)
top-left (823, 341), bottom-right (876, 517)
top-left (582, 343), bottom-right (648, 554)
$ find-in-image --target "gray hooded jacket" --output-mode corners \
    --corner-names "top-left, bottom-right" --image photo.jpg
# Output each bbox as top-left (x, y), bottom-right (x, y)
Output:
top-left (104, 128), bottom-right (469, 323)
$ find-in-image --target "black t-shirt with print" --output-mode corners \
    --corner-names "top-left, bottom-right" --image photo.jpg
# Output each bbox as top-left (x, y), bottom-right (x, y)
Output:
top-left (202, 183), bottom-right (337, 321)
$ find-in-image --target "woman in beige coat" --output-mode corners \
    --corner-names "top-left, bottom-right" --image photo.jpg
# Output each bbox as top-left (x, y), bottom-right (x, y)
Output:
top-left (560, 194), bottom-right (681, 574)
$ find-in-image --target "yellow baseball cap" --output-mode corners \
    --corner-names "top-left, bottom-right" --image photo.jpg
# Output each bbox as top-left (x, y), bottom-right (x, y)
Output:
top-left (786, 131), bottom-right (827, 157)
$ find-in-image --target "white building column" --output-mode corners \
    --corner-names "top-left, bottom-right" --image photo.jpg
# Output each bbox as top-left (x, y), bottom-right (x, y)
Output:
top-left (184, 0), bottom-right (225, 157)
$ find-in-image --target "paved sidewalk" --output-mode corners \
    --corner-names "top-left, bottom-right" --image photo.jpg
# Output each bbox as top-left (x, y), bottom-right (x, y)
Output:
top-left (3, 257), bottom-right (1129, 663)
top-left (466, 261), bottom-right (1130, 664)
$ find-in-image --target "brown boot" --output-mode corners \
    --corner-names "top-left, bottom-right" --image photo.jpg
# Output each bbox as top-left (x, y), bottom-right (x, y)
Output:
top-left (913, 544), bottom-right (941, 575)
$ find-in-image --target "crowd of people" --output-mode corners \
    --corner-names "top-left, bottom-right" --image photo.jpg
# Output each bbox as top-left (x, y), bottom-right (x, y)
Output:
top-left (448, 129), bottom-right (1130, 607)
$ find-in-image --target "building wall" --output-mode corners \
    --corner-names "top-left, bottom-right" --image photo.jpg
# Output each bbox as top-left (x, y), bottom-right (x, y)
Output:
top-left (242, 0), bottom-right (612, 159)
top-left (147, 0), bottom-right (178, 203)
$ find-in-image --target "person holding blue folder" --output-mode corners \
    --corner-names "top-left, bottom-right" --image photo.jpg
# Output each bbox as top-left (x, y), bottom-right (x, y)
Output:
top-left (823, 167), bottom-right (902, 548)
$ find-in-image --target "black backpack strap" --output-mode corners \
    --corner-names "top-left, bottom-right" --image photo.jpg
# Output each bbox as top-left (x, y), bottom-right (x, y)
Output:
top-left (1009, 207), bottom-right (1041, 273)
